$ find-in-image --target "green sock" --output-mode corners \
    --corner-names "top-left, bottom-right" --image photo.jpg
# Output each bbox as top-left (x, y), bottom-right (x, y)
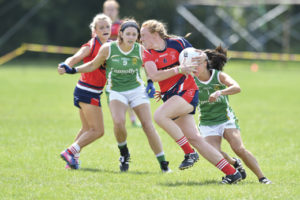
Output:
top-left (156, 153), bottom-right (166, 169)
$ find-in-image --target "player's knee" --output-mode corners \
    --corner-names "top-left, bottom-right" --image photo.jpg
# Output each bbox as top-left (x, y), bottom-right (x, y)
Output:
top-left (153, 111), bottom-right (164, 125)
top-left (113, 118), bottom-right (126, 129)
top-left (141, 121), bottom-right (154, 133)
top-left (89, 127), bottom-right (104, 139)
top-left (232, 145), bottom-right (246, 155)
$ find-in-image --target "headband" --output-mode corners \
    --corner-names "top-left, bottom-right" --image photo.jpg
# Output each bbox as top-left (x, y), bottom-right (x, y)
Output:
top-left (120, 21), bottom-right (140, 32)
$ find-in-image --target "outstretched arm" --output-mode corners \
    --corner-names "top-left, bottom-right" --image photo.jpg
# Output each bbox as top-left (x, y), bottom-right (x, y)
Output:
top-left (57, 46), bottom-right (90, 74)
top-left (208, 72), bottom-right (241, 102)
top-left (75, 43), bottom-right (109, 73)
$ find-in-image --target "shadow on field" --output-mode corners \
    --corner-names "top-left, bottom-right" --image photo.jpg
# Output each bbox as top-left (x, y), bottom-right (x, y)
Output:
top-left (159, 180), bottom-right (219, 187)
top-left (80, 168), bottom-right (157, 175)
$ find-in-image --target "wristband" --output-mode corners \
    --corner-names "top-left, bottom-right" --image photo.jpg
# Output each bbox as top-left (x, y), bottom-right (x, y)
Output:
top-left (215, 90), bottom-right (222, 97)
top-left (178, 66), bottom-right (182, 74)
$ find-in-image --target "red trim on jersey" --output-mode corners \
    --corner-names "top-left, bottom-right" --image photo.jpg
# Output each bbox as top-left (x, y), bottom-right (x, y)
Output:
top-left (143, 38), bottom-right (197, 93)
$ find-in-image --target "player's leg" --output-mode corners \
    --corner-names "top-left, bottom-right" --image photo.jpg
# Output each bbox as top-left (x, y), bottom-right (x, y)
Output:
top-left (74, 109), bottom-right (89, 141)
top-left (176, 115), bottom-right (242, 184)
top-left (133, 103), bottom-right (170, 172)
top-left (75, 102), bottom-right (104, 148)
top-left (127, 107), bottom-right (141, 128)
top-left (109, 99), bottom-right (130, 172)
top-left (61, 103), bottom-right (104, 169)
top-left (203, 134), bottom-right (246, 179)
top-left (153, 95), bottom-right (197, 170)
top-left (224, 128), bottom-right (271, 183)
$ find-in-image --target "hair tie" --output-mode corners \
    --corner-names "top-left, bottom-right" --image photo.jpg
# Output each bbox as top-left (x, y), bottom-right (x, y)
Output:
top-left (120, 22), bottom-right (140, 33)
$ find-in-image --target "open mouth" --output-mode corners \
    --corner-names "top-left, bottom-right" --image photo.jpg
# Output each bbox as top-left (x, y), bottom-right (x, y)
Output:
top-left (103, 33), bottom-right (109, 36)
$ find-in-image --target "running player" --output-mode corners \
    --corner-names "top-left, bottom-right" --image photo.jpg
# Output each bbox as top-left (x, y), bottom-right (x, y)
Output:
top-left (103, 0), bottom-right (141, 128)
top-left (193, 45), bottom-right (272, 184)
top-left (140, 19), bottom-right (242, 184)
top-left (57, 14), bottom-right (111, 169)
top-left (58, 19), bottom-right (171, 173)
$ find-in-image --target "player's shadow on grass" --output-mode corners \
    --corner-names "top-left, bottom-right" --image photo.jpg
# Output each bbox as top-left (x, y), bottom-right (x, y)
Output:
top-left (80, 167), bottom-right (157, 175)
top-left (159, 180), bottom-right (219, 187)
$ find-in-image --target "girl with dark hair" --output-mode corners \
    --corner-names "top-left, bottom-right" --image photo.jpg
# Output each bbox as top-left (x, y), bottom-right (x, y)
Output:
top-left (194, 46), bottom-right (271, 184)
top-left (141, 19), bottom-right (242, 184)
top-left (58, 19), bottom-right (171, 173)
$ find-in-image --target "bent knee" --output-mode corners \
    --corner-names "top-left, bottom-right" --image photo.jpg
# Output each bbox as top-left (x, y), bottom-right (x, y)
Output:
top-left (232, 146), bottom-right (246, 155)
top-left (89, 127), bottom-right (104, 138)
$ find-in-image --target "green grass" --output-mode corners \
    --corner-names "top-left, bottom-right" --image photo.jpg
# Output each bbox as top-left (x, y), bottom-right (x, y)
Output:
top-left (0, 59), bottom-right (299, 199)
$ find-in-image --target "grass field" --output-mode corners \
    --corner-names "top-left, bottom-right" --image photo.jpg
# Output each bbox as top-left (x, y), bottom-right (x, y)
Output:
top-left (0, 59), bottom-right (299, 200)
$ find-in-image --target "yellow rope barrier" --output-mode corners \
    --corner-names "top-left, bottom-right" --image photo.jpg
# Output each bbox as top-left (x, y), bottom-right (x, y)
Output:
top-left (1, 43), bottom-right (300, 66)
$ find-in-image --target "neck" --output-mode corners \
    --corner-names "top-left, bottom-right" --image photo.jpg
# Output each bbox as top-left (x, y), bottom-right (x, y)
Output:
top-left (98, 37), bottom-right (108, 44)
top-left (117, 41), bottom-right (133, 52)
top-left (154, 38), bottom-right (165, 51)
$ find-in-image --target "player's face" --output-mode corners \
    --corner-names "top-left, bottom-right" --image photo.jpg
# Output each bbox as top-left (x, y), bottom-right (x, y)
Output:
top-left (140, 27), bottom-right (155, 49)
top-left (194, 51), bottom-right (208, 77)
top-left (103, 4), bottom-right (118, 21)
top-left (95, 20), bottom-right (111, 40)
top-left (121, 27), bottom-right (138, 46)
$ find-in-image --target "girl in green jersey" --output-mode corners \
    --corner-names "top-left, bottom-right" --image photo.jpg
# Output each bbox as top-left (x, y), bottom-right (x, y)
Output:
top-left (194, 46), bottom-right (271, 184)
top-left (59, 19), bottom-right (170, 173)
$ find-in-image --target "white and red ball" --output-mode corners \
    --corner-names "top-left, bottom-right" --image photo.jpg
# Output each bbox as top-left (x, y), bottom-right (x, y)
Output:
top-left (179, 47), bottom-right (201, 66)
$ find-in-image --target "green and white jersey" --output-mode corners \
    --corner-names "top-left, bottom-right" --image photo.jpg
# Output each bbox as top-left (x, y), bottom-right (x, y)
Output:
top-left (105, 41), bottom-right (144, 92)
top-left (194, 69), bottom-right (238, 126)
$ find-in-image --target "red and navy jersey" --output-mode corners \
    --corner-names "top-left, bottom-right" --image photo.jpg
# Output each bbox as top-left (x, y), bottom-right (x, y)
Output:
top-left (143, 37), bottom-right (198, 93)
top-left (78, 36), bottom-right (106, 93)
top-left (110, 20), bottom-right (122, 40)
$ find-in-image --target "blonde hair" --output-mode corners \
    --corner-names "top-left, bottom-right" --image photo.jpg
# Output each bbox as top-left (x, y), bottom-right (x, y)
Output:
top-left (141, 19), bottom-right (172, 39)
top-left (89, 13), bottom-right (112, 32)
top-left (103, 0), bottom-right (119, 9)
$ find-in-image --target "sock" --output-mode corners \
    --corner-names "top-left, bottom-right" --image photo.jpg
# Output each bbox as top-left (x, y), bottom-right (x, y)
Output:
top-left (118, 141), bottom-right (129, 156)
top-left (74, 153), bottom-right (80, 161)
top-left (68, 143), bottom-right (80, 156)
top-left (176, 136), bottom-right (194, 154)
top-left (156, 152), bottom-right (166, 168)
top-left (216, 158), bottom-right (236, 175)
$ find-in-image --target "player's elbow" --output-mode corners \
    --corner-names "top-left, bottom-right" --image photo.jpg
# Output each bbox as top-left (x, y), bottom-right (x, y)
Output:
top-left (147, 74), bottom-right (158, 82)
top-left (236, 86), bottom-right (241, 93)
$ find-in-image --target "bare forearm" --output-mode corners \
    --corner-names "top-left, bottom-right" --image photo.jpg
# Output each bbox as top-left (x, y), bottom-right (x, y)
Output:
top-left (75, 61), bottom-right (98, 73)
top-left (148, 67), bottom-right (179, 82)
top-left (65, 56), bottom-right (82, 67)
top-left (220, 85), bottom-right (241, 95)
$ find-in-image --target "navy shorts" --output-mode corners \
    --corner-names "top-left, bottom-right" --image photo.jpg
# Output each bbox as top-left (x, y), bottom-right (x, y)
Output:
top-left (162, 77), bottom-right (199, 115)
top-left (73, 86), bottom-right (102, 108)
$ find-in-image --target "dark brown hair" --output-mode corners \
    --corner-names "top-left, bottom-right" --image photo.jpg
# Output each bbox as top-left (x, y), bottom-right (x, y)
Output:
top-left (118, 18), bottom-right (140, 43)
top-left (204, 45), bottom-right (228, 71)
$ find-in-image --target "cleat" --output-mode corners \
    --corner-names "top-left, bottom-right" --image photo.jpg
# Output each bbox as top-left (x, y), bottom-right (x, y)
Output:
top-left (60, 150), bottom-right (80, 169)
top-left (233, 157), bottom-right (247, 180)
top-left (259, 177), bottom-right (272, 184)
top-left (221, 171), bottom-right (242, 184)
top-left (65, 164), bottom-right (71, 169)
top-left (119, 153), bottom-right (130, 172)
top-left (161, 161), bottom-right (172, 173)
top-left (179, 151), bottom-right (199, 170)
top-left (65, 159), bottom-right (80, 170)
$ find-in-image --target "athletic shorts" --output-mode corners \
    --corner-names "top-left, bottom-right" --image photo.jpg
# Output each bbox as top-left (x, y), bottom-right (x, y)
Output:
top-left (161, 78), bottom-right (199, 114)
top-left (199, 117), bottom-right (240, 138)
top-left (106, 85), bottom-right (149, 108)
top-left (73, 86), bottom-right (102, 108)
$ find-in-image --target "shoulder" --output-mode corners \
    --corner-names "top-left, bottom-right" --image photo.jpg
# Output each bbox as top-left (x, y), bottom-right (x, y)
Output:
top-left (81, 37), bottom-right (95, 48)
top-left (166, 37), bottom-right (192, 51)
